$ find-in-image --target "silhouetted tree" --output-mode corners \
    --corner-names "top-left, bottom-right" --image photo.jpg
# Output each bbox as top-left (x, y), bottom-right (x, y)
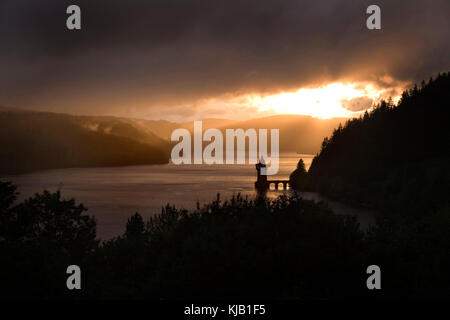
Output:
top-left (125, 212), bottom-right (146, 240)
top-left (0, 182), bottom-right (97, 298)
top-left (289, 158), bottom-right (308, 190)
top-left (0, 181), bottom-right (17, 238)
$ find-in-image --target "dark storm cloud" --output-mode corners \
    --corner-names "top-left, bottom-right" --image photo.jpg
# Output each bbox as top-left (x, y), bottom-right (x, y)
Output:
top-left (0, 0), bottom-right (449, 117)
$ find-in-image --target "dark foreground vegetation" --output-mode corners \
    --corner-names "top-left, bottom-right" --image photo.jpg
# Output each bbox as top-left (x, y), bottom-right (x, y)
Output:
top-left (1, 180), bottom-right (449, 299)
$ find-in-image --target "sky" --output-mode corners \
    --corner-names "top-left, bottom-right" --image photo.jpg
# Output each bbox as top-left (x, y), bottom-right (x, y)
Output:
top-left (0, 0), bottom-right (449, 121)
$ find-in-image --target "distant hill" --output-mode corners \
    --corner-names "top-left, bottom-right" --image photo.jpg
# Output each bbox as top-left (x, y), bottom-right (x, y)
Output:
top-left (163, 115), bottom-right (344, 154)
top-left (0, 105), bottom-right (348, 174)
top-left (0, 109), bottom-right (170, 175)
top-left (220, 115), bottom-right (345, 154)
top-left (306, 72), bottom-right (450, 216)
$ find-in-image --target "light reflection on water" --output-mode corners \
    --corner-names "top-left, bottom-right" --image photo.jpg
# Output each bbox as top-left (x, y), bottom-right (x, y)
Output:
top-left (4, 153), bottom-right (374, 239)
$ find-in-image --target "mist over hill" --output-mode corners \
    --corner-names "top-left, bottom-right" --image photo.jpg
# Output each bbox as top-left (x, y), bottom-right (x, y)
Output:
top-left (0, 109), bottom-right (171, 175)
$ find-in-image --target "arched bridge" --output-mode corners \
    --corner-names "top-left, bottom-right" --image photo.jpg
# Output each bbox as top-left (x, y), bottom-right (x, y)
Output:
top-left (267, 180), bottom-right (290, 190)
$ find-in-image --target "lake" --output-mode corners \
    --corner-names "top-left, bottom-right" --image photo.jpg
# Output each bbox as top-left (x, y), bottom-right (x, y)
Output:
top-left (3, 153), bottom-right (375, 239)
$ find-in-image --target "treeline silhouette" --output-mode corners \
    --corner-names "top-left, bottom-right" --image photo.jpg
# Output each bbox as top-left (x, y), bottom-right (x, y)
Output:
top-left (306, 72), bottom-right (450, 213)
top-left (0, 110), bottom-right (170, 175)
top-left (0, 181), bottom-right (365, 299)
top-left (1, 180), bottom-right (449, 299)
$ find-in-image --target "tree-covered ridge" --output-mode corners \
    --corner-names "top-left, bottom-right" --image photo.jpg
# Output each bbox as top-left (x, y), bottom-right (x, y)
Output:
top-left (291, 73), bottom-right (450, 299)
top-left (307, 72), bottom-right (450, 213)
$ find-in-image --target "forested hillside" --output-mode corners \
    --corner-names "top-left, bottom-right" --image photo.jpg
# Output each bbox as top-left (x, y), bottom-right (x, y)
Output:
top-left (307, 73), bottom-right (450, 218)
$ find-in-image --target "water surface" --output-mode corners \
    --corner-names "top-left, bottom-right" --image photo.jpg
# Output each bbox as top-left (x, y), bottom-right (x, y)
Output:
top-left (4, 154), bottom-right (374, 239)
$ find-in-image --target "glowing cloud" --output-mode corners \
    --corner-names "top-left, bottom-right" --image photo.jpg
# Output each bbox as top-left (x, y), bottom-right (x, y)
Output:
top-left (247, 82), bottom-right (400, 119)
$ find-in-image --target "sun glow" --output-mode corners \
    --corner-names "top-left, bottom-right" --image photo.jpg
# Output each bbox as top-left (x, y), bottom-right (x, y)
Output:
top-left (250, 83), bottom-right (383, 119)
top-left (188, 81), bottom-right (404, 121)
